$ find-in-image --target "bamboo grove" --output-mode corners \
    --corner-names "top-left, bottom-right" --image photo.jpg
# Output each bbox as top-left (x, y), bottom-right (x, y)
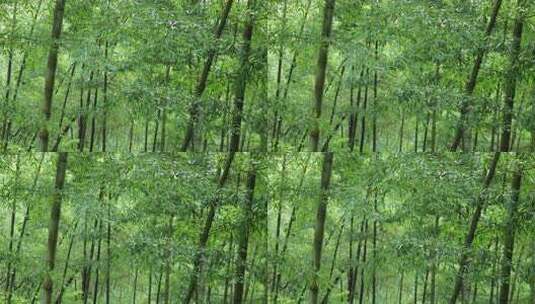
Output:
top-left (268, 153), bottom-right (535, 304)
top-left (1, 153), bottom-right (535, 303)
top-left (1, 153), bottom-right (268, 303)
top-left (1, 0), bottom-right (535, 304)
top-left (0, 0), bottom-right (268, 152)
top-left (269, 0), bottom-right (535, 152)
top-left (0, 1), bottom-right (534, 151)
